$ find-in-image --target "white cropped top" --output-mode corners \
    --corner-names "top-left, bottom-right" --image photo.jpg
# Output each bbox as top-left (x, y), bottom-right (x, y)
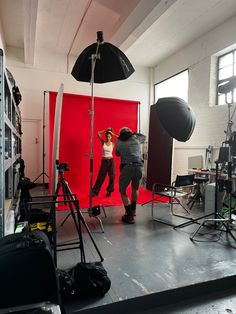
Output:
top-left (102, 143), bottom-right (113, 158)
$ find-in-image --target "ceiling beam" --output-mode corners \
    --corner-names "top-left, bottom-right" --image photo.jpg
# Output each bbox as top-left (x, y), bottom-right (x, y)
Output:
top-left (112, 0), bottom-right (178, 51)
top-left (23, 0), bottom-right (38, 65)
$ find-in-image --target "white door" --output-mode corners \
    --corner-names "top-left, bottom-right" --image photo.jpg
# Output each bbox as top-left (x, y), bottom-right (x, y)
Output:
top-left (21, 119), bottom-right (41, 182)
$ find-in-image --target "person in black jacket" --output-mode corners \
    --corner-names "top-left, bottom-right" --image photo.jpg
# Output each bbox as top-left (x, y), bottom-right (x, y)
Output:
top-left (115, 127), bottom-right (146, 224)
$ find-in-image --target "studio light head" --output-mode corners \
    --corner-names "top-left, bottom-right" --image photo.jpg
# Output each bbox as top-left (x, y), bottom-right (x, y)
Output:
top-left (218, 76), bottom-right (236, 94)
top-left (154, 97), bottom-right (196, 142)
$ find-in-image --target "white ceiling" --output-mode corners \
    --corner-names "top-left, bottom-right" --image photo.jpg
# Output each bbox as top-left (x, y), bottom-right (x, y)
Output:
top-left (0, 0), bottom-right (236, 71)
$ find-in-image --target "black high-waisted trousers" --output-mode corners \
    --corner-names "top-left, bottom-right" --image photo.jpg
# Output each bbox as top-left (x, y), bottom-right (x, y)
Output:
top-left (92, 158), bottom-right (115, 195)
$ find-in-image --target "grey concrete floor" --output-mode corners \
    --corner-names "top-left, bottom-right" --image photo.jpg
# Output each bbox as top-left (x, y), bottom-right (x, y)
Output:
top-left (30, 187), bottom-right (236, 313)
top-left (57, 205), bottom-right (236, 313)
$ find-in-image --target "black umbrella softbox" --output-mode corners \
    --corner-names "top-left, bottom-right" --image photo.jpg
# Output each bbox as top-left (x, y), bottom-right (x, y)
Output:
top-left (71, 42), bottom-right (135, 83)
top-left (154, 97), bottom-right (196, 142)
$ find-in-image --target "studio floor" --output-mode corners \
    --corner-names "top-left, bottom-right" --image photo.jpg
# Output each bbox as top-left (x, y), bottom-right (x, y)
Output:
top-left (32, 187), bottom-right (236, 313)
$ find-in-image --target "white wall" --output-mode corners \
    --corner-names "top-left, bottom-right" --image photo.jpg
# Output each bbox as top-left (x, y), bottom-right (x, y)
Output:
top-left (154, 14), bottom-right (236, 179)
top-left (0, 20), bottom-right (5, 52)
top-left (5, 62), bottom-right (150, 179)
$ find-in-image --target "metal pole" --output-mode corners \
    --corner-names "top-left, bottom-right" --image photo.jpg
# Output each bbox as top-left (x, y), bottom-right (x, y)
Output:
top-left (138, 102), bottom-right (141, 133)
top-left (89, 43), bottom-right (100, 213)
top-left (89, 56), bottom-right (95, 211)
top-left (42, 91), bottom-right (46, 185)
top-left (33, 91), bottom-right (49, 186)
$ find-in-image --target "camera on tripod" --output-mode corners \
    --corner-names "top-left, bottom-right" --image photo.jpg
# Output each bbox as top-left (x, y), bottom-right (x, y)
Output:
top-left (56, 162), bottom-right (70, 172)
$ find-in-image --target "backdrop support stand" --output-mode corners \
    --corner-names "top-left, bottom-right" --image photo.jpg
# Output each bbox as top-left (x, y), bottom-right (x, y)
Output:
top-left (33, 91), bottom-right (49, 188)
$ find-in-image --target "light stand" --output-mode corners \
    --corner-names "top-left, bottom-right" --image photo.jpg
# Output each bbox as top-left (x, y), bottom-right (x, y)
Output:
top-left (71, 30), bottom-right (135, 227)
top-left (85, 32), bottom-right (106, 231)
top-left (33, 91), bottom-right (49, 188)
top-left (191, 89), bottom-right (236, 241)
top-left (62, 36), bottom-right (106, 232)
top-left (88, 52), bottom-right (97, 214)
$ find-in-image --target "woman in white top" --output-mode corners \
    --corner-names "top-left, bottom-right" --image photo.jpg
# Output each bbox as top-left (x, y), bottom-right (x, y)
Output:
top-left (92, 128), bottom-right (117, 197)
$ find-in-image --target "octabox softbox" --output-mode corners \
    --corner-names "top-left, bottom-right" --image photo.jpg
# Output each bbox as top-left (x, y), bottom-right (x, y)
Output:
top-left (154, 97), bottom-right (196, 142)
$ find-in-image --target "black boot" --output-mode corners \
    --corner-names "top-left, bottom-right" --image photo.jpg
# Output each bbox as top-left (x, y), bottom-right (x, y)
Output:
top-left (131, 201), bottom-right (136, 216)
top-left (122, 205), bottom-right (135, 224)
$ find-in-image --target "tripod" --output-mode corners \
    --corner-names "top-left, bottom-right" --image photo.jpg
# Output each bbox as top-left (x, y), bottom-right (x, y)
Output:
top-left (53, 162), bottom-right (104, 263)
top-left (191, 93), bottom-right (236, 241)
top-left (58, 161), bottom-right (106, 233)
top-left (33, 91), bottom-right (49, 187)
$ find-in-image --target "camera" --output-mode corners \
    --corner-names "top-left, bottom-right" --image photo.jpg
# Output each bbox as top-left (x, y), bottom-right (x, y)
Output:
top-left (56, 162), bottom-right (70, 172)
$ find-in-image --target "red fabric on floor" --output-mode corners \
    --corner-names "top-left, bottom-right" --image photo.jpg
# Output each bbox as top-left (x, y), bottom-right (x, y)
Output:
top-left (77, 185), bottom-right (153, 209)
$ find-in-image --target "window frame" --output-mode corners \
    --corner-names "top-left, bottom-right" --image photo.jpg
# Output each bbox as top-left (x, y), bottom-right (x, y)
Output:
top-left (154, 69), bottom-right (189, 104)
top-left (216, 49), bottom-right (236, 105)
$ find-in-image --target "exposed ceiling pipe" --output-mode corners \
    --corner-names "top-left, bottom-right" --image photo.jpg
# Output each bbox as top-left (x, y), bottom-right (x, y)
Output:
top-left (66, 0), bottom-right (93, 73)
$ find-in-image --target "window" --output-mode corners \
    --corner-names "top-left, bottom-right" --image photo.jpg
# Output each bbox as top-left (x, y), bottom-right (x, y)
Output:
top-left (154, 70), bottom-right (188, 103)
top-left (217, 49), bottom-right (236, 105)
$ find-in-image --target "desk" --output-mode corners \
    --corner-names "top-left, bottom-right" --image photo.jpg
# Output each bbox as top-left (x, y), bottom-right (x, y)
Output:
top-left (186, 170), bottom-right (211, 208)
top-left (188, 169), bottom-right (217, 183)
top-left (188, 169), bottom-right (236, 208)
top-left (187, 169), bottom-right (231, 183)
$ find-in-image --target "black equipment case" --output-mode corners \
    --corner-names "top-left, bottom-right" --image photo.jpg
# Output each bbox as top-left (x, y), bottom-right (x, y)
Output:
top-left (0, 231), bottom-right (60, 309)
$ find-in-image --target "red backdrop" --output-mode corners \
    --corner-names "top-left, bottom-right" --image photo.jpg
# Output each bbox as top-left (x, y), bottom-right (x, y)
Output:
top-left (49, 92), bottom-right (153, 208)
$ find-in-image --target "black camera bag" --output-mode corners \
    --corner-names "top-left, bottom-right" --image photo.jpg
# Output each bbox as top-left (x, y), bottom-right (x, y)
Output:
top-left (70, 261), bottom-right (111, 297)
top-left (0, 231), bottom-right (60, 309)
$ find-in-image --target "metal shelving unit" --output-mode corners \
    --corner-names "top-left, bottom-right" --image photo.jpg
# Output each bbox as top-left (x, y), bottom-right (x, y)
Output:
top-left (0, 48), bottom-right (22, 237)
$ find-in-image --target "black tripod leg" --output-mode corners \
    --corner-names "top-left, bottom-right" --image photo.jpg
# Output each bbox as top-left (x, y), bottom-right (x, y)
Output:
top-left (33, 172), bottom-right (49, 183)
top-left (59, 182), bottom-right (72, 226)
top-left (63, 182), bottom-right (102, 261)
top-left (64, 194), bottom-right (81, 235)
top-left (50, 202), bottom-right (57, 266)
top-left (53, 181), bottom-right (61, 200)
top-left (60, 212), bottom-right (71, 226)
top-left (73, 200), bottom-right (86, 262)
top-left (76, 207), bottom-right (104, 262)
top-left (54, 173), bottom-right (103, 262)
top-left (62, 183), bottom-right (88, 260)
top-left (57, 192), bottom-right (85, 261)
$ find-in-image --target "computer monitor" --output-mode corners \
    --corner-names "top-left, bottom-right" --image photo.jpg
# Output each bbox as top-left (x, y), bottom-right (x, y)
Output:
top-left (188, 155), bottom-right (203, 169)
top-left (218, 147), bottom-right (229, 163)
